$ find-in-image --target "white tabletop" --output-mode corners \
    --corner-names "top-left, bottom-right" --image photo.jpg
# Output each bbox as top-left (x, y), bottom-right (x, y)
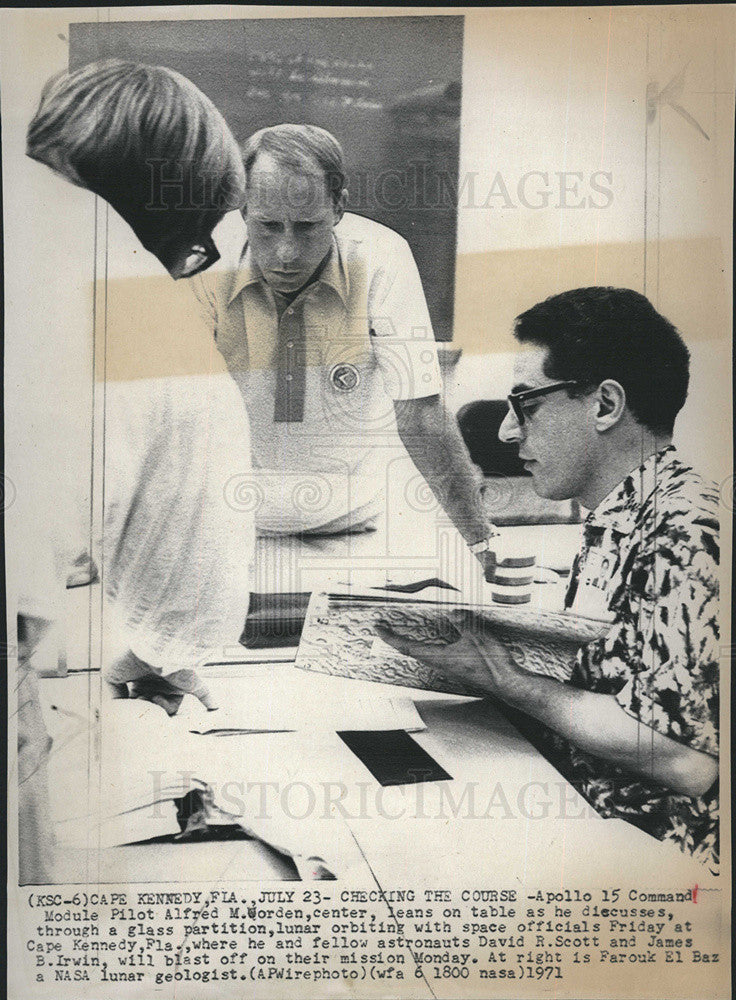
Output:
top-left (37, 506), bottom-right (705, 889)
top-left (37, 659), bottom-right (702, 888)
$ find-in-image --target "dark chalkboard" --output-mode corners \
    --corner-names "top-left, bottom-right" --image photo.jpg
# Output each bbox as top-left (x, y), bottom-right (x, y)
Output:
top-left (70, 15), bottom-right (464, 341)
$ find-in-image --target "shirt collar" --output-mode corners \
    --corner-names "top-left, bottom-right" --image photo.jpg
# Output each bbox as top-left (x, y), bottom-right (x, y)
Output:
top-left (226, 229), bottom-right (349, 307)
top-left (585, 444), bottom-right (679, 535)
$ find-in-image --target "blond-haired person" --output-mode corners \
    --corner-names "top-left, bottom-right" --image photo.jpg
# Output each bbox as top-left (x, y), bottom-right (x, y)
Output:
top-left (20, 60), bottom-right (254, 714)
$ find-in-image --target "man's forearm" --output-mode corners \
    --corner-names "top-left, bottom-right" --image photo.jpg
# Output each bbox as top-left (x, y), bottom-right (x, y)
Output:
top-left (494, 664), bottom-right (718, 798)
top-left (395, 396), bottom-right (494, 544)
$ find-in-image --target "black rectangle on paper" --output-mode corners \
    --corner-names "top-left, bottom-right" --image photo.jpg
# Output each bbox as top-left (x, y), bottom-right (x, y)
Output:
top-left (337, 729), bottom-right (452, 786)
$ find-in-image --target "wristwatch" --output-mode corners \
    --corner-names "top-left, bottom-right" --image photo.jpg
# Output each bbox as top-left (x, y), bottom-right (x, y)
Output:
top-left (468, 533), bottom-right (502, 556)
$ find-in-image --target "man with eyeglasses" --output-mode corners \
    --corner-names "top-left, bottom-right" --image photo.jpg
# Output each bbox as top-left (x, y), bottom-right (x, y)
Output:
top-left (381, 287), bottom-right (720, 868)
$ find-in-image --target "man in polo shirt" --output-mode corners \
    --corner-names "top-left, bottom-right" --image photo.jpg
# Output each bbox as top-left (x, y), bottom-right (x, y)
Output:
top-left (379, 288), bottom-right (720, 868)
top-left (192, 124), bottom-right (497, 570)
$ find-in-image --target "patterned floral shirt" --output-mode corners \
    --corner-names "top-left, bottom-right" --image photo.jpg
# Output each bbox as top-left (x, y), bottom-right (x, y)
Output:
top-left (555, 445), bottom-right (720, 868)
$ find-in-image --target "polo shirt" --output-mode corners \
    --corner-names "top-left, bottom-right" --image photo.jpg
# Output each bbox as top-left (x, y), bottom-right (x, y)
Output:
top-left (191, 212), bottom-right (443, 533)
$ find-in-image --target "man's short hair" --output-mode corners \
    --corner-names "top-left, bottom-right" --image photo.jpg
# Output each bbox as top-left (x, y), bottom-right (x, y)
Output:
top-left (241, 124), bottom-right (346, 207)
top-left (27, 59), bottom-right (245, 269)
top-left (514, 287), bottom-right (690, 436)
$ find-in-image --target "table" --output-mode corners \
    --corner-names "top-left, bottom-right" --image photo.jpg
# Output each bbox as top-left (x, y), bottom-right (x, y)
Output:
top-left (37, 660), bottom-right (703, 889)
top-left (33, 508), bottom-right (704, 890)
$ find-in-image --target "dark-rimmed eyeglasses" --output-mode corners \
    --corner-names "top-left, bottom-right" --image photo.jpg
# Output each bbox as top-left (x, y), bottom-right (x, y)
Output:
top-left (166, 239), bottom-right (221, 280)
top-left (507, 380), bottom-right (578, 425)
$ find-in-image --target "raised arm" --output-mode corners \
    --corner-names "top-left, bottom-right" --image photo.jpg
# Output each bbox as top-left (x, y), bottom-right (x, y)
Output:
top-left (394, 394), bottom-right (496, 550)
top-left (369, 231), bottom-right (497, 572)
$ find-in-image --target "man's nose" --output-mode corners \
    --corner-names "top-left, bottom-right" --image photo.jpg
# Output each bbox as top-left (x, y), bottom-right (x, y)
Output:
top-left (276, 230), bottom-right (299, 265)
top-left (498, 406), bottom-right (523, 443)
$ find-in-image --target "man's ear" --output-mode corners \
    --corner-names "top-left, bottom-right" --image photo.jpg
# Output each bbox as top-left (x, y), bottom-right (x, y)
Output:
top-left (594, 379), bottom-right (626, 431)
top-left (333, 188), bottom-right (348, 225)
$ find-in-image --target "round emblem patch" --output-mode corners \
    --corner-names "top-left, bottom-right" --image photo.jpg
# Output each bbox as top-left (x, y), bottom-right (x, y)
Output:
top-left (329, 362), bottom-right (360, 392)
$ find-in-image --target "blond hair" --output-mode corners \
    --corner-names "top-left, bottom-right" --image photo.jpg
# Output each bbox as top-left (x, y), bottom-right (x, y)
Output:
top-left (28, 59), bottom-right (245, 269)
top-left (242, 123), bottom-right (346, 207)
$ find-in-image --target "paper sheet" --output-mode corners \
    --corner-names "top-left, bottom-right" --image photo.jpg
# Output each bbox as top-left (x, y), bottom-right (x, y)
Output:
top-left (182, 694), bottom-right (425, 734)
